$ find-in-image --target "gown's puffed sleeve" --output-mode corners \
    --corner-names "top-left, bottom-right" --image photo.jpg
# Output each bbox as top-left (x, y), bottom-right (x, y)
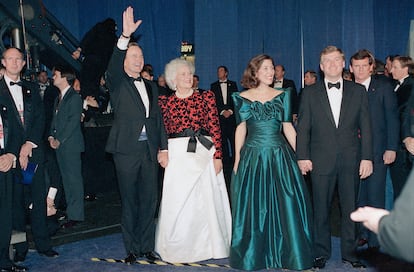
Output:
top-left (282, 88), bottom-right (292, 122)
top-left (232, 92), bottom-right (252, 125)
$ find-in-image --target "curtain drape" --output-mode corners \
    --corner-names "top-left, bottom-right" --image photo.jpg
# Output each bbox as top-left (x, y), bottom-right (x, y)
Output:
top-left (43, 0), bottom-right (414, 91)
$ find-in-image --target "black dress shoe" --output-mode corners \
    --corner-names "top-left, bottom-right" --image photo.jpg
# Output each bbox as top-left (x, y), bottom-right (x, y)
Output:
top-left (39, 249), bottom-right (59, 258)
top-left (14, 250), bottom-right (27, 263)
top-left (0, 264), bottom-right (28, 272)
top-left (13, 264), bottom-right (28, 272)
top-left (61, 220), bottom-right (79, 229)
top-left (313, 256), bottom-right (327, 269)
top-left (142, 251), bottom-right (160, 261)
top-left (357, 238), bottom-right (368, 247)
top-left (124, 253), bottom-right (137, 265)
top-left (342, 258), bottom-right (366, 268)
top-left (84, 194), bottom-right (97, 201)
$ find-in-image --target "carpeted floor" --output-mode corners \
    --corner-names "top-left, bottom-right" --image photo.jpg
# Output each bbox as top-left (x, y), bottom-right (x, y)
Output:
top-left (18, 233), bottom-right (414, 272)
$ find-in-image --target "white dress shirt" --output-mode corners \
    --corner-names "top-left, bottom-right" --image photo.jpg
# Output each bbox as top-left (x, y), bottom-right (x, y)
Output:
top-left (325, 78), bottom-right (343, 128)
top-left (220, 80), bottom-right (228, 105)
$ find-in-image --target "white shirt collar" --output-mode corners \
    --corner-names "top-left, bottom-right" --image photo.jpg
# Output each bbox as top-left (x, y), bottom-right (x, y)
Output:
top-left (399, 75), bottom-right (409, 85)
top-left (3, 74), bottom-right (21, 87)
top-left (60, 85), bottom-right (71, 98)
top-left (359, 77), bottom-right (371, 91)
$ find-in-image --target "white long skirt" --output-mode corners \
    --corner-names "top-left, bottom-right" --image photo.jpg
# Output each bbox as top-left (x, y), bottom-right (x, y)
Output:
top-left (155, 137), bottom-right (232, 263)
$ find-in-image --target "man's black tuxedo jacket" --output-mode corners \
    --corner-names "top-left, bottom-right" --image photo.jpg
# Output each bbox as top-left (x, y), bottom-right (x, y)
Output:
top-left (210, 80), bottom-right (238, 116)
top-left (0, 79), bottom-right (45, 162)
top-left (105, 47), bottom-right (168, 161)
top-left (297, 80), bottom-right (373, 175)
top-left (0, 89), bottom-right (22, 157)
top-left (397, 77), bottom-right (414, 141)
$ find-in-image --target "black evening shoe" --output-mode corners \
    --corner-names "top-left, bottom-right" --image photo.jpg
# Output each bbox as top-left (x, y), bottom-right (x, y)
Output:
top-left (39, 249), bottom-right (59, 258)
top-left (357, 238), bottom-right (368, 247)
top-left (84, 194), bottom-right (97, 201)
top-left (142, 251), bottom-right (160, 261)
top-left (124, 253), bottom-right (137, 265)
top-left (1, 264), bottom-right (28, 272)
top-left (342, 258), bottom-right (366, 268)
top-left (61, 220), bottom-right (79, 229)
top-left (14, 250), bottom-right (28, 263)
top-left (313, 256), bottom-right (327, 269)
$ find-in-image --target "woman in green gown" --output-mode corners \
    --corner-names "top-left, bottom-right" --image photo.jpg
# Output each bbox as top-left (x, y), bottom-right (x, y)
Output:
top-left (230, 54), bottom-right (313, 270)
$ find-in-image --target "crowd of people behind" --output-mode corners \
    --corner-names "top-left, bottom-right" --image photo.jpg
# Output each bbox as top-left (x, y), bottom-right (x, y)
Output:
top-left (1, 5), bottom-right (414, 272)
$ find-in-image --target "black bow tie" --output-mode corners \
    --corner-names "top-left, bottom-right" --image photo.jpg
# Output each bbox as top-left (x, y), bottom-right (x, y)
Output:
top-left (131, 76), bottom-right (142, 82)
top-left (328, 82), bottom-right (340, 89)
top-left (220, 81), bottom-right (227, 84)
top-left (275, 80), bottom-right (282, 84)
top-left (10, 81), bottom-right (22, 86)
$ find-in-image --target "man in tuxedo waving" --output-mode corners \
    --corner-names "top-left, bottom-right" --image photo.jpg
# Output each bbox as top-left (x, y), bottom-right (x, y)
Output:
top-left (105, 6), bottom-right (168, 265)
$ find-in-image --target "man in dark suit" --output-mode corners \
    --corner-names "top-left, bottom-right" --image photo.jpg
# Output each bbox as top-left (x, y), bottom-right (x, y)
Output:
top-left (274, 64), bottom-right (299, 122)
top-left (105, 6), bottom-right (168, 265)
top-left (351, 166), bottom-right (414, 264)
top-left (1, 47), bottom-right (58, 267)
top-left (389, 56), bottom-right (414, 200)
top-left (297, 46), bottom-right (373, 269)
top-left (0, 69), bottom-right (26, 271)
top-left (48, 65), bottom-right (84, 228)
top-left (349, 49), bottom-right (399, 252)
top-left (210, 65), bottom-right (238, 189)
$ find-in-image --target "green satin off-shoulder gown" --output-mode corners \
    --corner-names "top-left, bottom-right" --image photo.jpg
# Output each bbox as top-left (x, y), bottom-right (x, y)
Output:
top-left (230, 90), bottom-right (313, 271)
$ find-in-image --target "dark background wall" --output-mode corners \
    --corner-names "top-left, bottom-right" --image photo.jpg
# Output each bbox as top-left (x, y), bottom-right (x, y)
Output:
top-left (42, 0), bottom-right (414, 90)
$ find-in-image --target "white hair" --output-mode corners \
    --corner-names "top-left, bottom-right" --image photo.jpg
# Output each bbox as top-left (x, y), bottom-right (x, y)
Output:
top-left (164, 58), bottom-right (195, 90)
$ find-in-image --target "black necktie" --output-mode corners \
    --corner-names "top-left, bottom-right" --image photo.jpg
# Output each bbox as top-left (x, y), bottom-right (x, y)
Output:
top-left (10, 81), bottom-right (22, 86)
top-left (328, 82), bottom-right (340, 89)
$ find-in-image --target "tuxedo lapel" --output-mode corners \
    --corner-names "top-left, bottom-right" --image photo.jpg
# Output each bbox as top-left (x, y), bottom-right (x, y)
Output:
top-left (144, 80), bottom-right (153, 113)
top-left (22, 84), bottom-right (34, 128)
top-left (0, 79), bottom-right (24, 130)
top-left (338, 82), bottom-right (356, 128)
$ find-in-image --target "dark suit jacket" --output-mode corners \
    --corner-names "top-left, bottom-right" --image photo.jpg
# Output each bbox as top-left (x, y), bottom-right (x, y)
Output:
top-left (399, 77), bottom-right (414, 141)
top-left (297, 80), bottom-right (373, 175)
top-left (210, 80), bottom-right (238, 116)
top-left (395, 76), bottom-right (414, 115)
top-left (378, 167), bottom-right (414, 262)
top-left (210, 80), bottom-right (238, 133)
top-left (0, 79), bottom-right (45, 163)
top-left (0, 88), bottom-right (21, 269)
top-left (0, 93), bottom-right (21, 157)
top-left (50, 87), bottom-right (84, 153)
top-left (366, 76), bottom-right (399, 162)
top-left (105, 47), bottom-right (167, 161)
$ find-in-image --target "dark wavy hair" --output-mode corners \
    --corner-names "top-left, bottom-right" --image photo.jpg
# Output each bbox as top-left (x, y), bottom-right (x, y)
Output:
top-left (241, 54), bottom-right (274, 89)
